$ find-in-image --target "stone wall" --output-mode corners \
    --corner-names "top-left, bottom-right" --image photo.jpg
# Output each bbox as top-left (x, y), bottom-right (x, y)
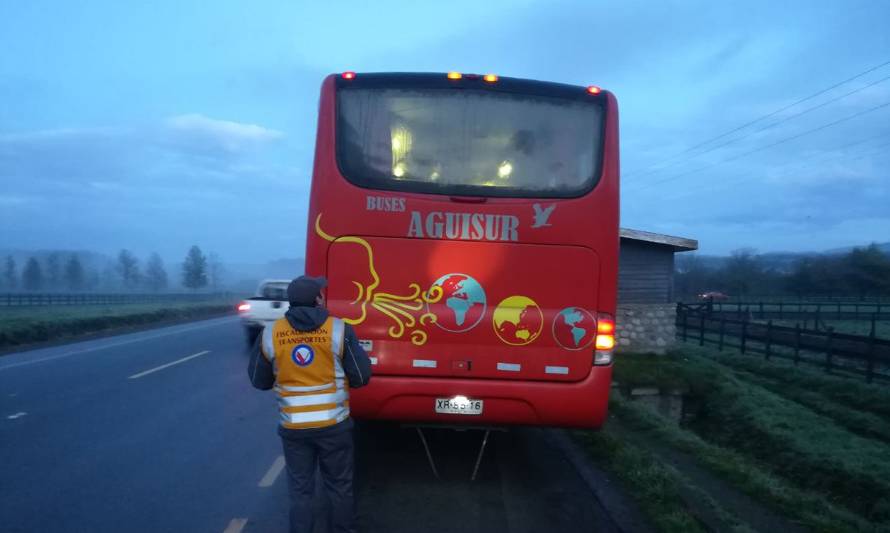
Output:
top-left (615, 303), bottom-right (676, 355)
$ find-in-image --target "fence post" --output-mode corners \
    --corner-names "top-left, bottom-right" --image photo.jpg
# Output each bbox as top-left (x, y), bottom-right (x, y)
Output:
top-left (765, 320), bottom-right (772, 360)
top-left (866, 322), bottom-right (876, 384)
top-left (741, 318), bottom-right (748, 355)
top-left (779, 302), bottom-right (783, 320)
top-left (719, 318), bottom-right (726, 351)
top-left (794, 323), bottom-right (801, 366)
top-left (824, 330), bottom-right (834, 374)
top-left (837, 302), bottom-right (841, 320)
top-left (682, 308), bottom-right (688, 342)
top-left (759, 301), bottom-right (764, 319)
top-left (699, 314), bottom-right (705, 346)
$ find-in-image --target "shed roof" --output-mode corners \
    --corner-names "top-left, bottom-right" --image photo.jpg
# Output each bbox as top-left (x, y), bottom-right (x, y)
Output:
top-left (620, 228), bottom-right (698, 252)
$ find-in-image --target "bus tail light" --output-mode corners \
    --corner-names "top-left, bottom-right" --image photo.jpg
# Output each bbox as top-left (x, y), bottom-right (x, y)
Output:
top-left (594, 312), bottom-right (615, 365)
top-left (237, 302), bottom-right (251, 312)
top-left (586, 85), bottom-right (602, 95)
top-left (342, 71), bottom-right (356, 80)
top-left (483, 74), bottom-right (498, 83)
top-left (447, 71), bottom-right (463, 80)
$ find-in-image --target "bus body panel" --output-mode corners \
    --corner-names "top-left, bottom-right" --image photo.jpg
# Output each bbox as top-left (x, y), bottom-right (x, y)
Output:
top-left (349, 364), bottom-right (612, 428)
top-left (325, 235), bottom-right (600, 382)
top-left (305, 73), bottom-right (620, 428)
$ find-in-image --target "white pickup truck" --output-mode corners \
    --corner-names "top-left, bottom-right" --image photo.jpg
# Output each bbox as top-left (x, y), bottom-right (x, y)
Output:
top-left (237, 279), bottom-right (290, 346)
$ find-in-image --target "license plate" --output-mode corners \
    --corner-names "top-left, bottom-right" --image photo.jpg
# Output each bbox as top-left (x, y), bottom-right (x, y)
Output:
top-left (435, 396), bottom-right (483, 415)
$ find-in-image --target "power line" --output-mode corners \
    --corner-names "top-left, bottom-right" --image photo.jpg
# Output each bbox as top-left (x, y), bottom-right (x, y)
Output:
top-left (631, 99), bottom-right (890, 191)
top-left (624, 57), bottom-right (890, 179)
top-left (655, 73), bottom-right (890, 166)
top-left (655, 139), bottom-right (890, 202)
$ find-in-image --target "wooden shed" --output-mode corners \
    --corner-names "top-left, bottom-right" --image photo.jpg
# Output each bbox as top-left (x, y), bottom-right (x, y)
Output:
top-left (616, 228), bottom-right (698, 353)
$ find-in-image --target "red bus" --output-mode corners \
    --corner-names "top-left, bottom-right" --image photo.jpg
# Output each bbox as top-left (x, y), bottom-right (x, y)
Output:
top-left (305, 72), bottom-right (619, 428)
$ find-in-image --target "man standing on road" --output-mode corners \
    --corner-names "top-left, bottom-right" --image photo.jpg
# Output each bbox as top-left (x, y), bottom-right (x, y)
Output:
top-left (248, 275), bottom-right (372, 533)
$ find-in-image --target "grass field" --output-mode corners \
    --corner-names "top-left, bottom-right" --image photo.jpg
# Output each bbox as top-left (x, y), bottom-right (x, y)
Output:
top-left (577, 344), bottom-right (890, 532)
top-left (751, 318), bottom-right (890, 338)
top-left (0, 298), bottom-right (238, 349)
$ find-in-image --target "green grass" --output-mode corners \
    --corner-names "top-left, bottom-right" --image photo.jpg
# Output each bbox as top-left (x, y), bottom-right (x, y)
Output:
top-left (612, 350), bottom-right (890, 531)
top-left (686, 346), bottom-right (890, 419)
top-left (0, 299), bottom-right (236, 348)
top-left (693, 352), bottom-right (890, 442)
top-left (573, 428), bottom-right (708, 533)
top-left (609, 396), bottom-right (872, 533)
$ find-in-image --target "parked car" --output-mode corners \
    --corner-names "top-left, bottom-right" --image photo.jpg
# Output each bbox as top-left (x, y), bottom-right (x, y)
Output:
top-left (698, 291), bottom-right (730, 301)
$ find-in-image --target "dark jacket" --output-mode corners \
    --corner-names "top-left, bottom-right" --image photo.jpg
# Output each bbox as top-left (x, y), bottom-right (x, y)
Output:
top-left (248, 305), bottom-right (372, 439)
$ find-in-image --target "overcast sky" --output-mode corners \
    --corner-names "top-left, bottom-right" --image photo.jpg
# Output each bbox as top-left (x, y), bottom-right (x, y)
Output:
top-left (2, 0), bottom-right (889, 263)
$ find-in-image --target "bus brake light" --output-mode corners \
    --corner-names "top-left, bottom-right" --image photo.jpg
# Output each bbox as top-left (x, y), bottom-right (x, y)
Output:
top-left (447, 71), bottom-right (463, 80)
top-left (342, 71), bottom-right (356, 80)
top-left (594, 313), bottom-right (615, 362)
top-left (586, 85), bottom-right (602, 95)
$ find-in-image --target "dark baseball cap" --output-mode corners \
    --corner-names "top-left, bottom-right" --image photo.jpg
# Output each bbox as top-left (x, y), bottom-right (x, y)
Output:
top-left (287, 275), bottom-right (328, 306)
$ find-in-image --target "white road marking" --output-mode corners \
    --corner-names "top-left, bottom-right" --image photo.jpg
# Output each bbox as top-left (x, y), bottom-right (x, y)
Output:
top-left (7, 412), bottom-right (27, 420)
top-left (128, 351), bottom-right (211, 379)
top-left (0, 317), bottom-right (235, 373)
top-left (223, 517), bottom-right (248, 533)
top-left (258, 455), bottom-right (286, 487)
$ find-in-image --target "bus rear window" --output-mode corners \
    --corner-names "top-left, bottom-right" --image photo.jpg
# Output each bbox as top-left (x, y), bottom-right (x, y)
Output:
top-left (337, 88), bottom-right (604, 198)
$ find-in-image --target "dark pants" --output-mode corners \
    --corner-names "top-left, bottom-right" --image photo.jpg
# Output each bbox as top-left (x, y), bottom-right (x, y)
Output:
top-left (281, 428), bottom-right (356, 533)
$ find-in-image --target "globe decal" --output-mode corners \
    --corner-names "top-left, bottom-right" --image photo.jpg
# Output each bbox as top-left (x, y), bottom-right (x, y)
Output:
top-left (552, 307), bottom-right (596, 350)
top-left (492, 295), bottom-right (543, 346)
top-left (427, 273), bottom-right (487, 332)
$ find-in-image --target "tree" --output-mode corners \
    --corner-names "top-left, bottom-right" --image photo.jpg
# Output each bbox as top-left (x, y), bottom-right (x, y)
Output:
top-left (116, 250), bottom-right (141, 290)
top-left (46, 252), bottom-right (62, 290)
top-left (64, 255), bottom-right (85, 291)
top-left (145, 253), bottom-right (169, 292)
top-left (843, 244), bottom-right (890, 299)
top-left (723, 248), bottom-right (763, 300)
top-left (3, 256), bottom-right (16, 291)
top-left (208, 252), bottom-right (225, 291)
top-left (674, 253), bottom-right (713, 299)
top-left (23, 257), bottom-right (44, 291)
top-left (182, 245), bottom-right (208, 290)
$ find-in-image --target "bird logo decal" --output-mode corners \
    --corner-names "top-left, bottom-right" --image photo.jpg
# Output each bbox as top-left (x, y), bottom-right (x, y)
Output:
top-left (532, 203), bottom-right (556, 228)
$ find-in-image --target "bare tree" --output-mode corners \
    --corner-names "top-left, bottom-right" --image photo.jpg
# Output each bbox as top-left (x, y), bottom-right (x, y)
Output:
top-left (3, 256), bottom-right (16, 291)
top-left (64, 255), bottom-right (85, 291)
top-left (208, 252), bottom-right (225, 291)
top-left (23, 257), bottom-right (44, 292)
top-left (46, 252), bottom-right (62, 290)
top-left (116, 250), bottom-right (141, 290)
top-left (145, 253), bottom-right (169, 292)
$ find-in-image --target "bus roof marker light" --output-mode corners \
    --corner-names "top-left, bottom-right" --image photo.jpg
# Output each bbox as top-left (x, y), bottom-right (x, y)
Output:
top-left (483, 74), bottom-right (498, 83)
top-left (342, 71), bottom-right (356, 80)
top-left (447, 71), bottom-right (463, 80)
top-left (586, 85), bottom-right (602, 95)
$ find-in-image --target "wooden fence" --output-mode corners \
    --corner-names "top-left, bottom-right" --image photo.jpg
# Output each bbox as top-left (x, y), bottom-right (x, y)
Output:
top-left (704, 301), bottom-right (890, 321)
top-left (0, 293), bottom-right (234, 307)
top-left (676, 303), bottom-right (890, 384)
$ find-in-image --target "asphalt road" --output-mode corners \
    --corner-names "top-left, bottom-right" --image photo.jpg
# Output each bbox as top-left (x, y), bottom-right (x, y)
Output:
top-left (0, 317), bottom-right (622, 533)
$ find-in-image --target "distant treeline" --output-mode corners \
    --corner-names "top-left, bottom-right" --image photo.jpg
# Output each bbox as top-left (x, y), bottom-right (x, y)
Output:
top-left (676, 244), bottom-right (890, 300)
top-left (1, 245), bottom-right (225, 293)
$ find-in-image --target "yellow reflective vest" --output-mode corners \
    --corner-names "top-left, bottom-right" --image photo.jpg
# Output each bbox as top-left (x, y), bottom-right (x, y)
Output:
top-left (260, 316), bottom-right (349, 430)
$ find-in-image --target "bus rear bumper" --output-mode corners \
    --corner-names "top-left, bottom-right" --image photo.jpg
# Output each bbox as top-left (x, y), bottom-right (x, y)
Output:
top-left (349, 365), bottom-right (612, 429)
